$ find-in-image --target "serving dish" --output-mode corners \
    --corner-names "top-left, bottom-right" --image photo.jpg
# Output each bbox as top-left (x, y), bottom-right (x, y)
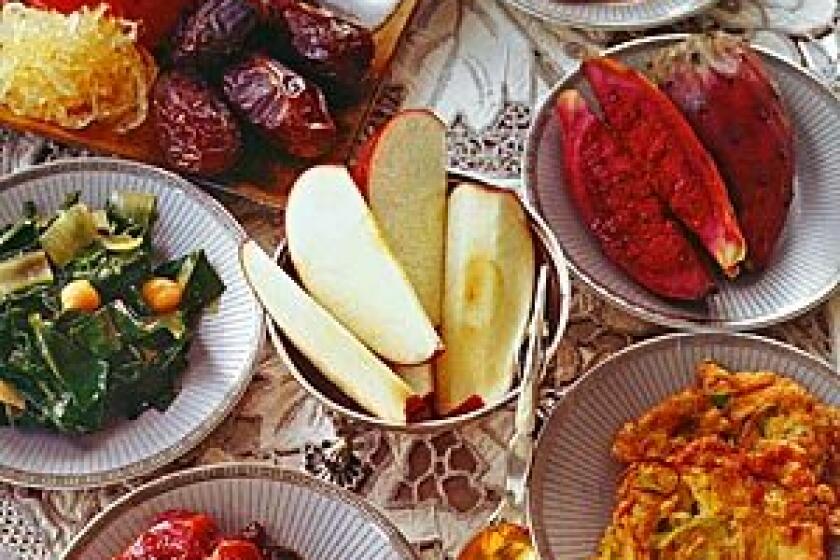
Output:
top-left (502, 0), bottom-right (716, 30)
top-left (0, 0), bottom-right (421, 209)
top-left (527, 332), bottom-right (840, 560)
top-left (61, 463), bottom-right (418, 559)
top-left (525, 33), bottom-right (840, 332)
top-left (0, 158), bottom-right (263, 489)
top-left (266, 174), bottom-right (572, 433)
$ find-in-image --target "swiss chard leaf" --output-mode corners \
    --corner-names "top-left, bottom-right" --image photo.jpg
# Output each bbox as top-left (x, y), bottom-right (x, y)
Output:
top-left (65, 306), bottom-right (124, 358)
top-left (106, 192), bottom-right (157, 238)
top-left (108, 300), bottom-right (186, 343)
top-left (63, 245), bottom-right (152, 302)
top-left (0, 220), bottom-right (39, 261)
top-left (107, 338), bottom-right (187, 419)
top-left (29, 314), bottom-right (108, 432)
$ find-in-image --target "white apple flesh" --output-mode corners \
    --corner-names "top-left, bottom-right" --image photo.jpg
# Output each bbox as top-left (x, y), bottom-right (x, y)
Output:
top-left (435, 184), bottom-right (535, 416)
top-left (354, 109), bottom-right (447, 326)
top-left (286, 165), bottom-right (442, 365)
top-left (395, 362), bottom-right (434, 398)
top-left (240, 240), bottom-right (423, 424)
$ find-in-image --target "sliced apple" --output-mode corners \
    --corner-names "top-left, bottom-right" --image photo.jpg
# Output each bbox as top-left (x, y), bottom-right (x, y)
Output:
top-left (286, 165), bottom-right (441, 365)
top-left (240, 240), bottom-right (425, 424)
top-left (435, 183), bottom-right (535, 416)
top-left (353, 109), bottom-right (447, 326)
top-left (395, 362), bottom-right (434, 398)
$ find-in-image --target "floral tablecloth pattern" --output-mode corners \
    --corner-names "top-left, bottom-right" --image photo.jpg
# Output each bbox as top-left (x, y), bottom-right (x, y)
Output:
top-left (0, 0), bottom-right (838, 558)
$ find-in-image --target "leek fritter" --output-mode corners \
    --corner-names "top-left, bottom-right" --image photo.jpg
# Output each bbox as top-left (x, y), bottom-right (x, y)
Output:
top-left (594, 362), bottom-right (839, 560)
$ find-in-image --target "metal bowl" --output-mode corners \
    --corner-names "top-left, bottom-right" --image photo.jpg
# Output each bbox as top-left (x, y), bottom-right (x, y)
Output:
top-left (527, 332), bottom-right (840, 560)
top-left (267, 178), bottom-right (572, 433)
top-left (524, 33), bottom-right (840, 332)
top-left (62, 463), bottom-right (418, 559)
top-left (502, 0), bottom-right (717, 30)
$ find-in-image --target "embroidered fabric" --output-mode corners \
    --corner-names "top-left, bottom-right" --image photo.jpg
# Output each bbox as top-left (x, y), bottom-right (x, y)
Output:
top-left (0, 0), bottom-right (837, 557)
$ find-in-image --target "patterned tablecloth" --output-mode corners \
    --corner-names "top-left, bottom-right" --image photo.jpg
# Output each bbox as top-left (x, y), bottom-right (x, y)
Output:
top-left (1, 0), bottom-right (838, 558)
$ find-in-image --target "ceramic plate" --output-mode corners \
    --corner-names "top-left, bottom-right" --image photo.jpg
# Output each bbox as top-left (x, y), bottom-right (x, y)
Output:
top-left (525, 34), bottom-right (840, 331)
top-left (528, 332), bottom-right (840, 560)
top-left (62, 463), bottom-right (418, 559)
top-left (0, 159), bottom-right (263, 488)
top-left (503, 0), bottom-right (716, 30)
top-left (268, 179), bottom-right (572, 433)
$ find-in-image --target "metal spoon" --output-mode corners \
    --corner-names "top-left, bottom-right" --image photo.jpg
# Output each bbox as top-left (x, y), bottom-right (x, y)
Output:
top-left (457, 265), bottom-right (550, 560)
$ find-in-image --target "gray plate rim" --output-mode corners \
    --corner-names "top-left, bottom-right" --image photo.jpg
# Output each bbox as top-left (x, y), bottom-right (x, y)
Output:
top-left (502, 0), bottom-right (717, 31)
top-left (0, 158), bottom-right (265, 489)
top-left (523, 32), bottom-right (840, 333)
top-left (60, 463), bottom-right (419, 560)
top-left (526, 331), bottom-right (840, 560)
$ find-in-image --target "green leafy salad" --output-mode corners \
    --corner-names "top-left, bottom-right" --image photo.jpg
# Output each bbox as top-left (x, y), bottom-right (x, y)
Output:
top-left (0, 191), bottom-right (225, 434)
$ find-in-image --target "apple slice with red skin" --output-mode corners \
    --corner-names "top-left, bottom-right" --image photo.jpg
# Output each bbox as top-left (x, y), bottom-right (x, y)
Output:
top-left (396, 362), bottom-right (434, 398)
top-left (352, 109), bottom-right (446, 397)
top-left (286, 165), bottom-right (442, 365)
top-left (435, 183), bottom-right (535, 417)
top-left (352, 109), bottom-right (447, 327)
top-left (240, 241), bottom-right (429, 424)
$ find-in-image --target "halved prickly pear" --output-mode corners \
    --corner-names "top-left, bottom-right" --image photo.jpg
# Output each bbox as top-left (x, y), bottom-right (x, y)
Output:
top-left (583, 57), bottom-right (746, 275)
top-left (556, 90), bottom-right (715, 301)
top-left (650, 33), bottom-right (794, 270)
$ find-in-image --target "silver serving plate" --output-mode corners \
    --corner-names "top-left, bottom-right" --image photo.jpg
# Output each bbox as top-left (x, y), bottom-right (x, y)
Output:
top-left (62, 463), bottom-right (417, 559)
top-left (0, 159), bottom-right (264, 489)
top-left (524, 33), bottom-right (840, 332)
top-left (267, 176), bottom-right (572, 433)
top-left (528, 332), bottom-right (840, 560)
top-left (502, 0), bottom-right (716, 30)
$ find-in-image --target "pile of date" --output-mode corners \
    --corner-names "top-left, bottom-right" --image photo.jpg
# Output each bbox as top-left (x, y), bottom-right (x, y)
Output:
top-left (153, 0), bottom-right (374, 176)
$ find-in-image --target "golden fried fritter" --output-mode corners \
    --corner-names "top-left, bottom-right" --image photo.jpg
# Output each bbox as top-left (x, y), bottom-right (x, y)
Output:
top-left (613, 362), bottom-right (839, 480)
top-left (594, 363), bottom-right (840, 560)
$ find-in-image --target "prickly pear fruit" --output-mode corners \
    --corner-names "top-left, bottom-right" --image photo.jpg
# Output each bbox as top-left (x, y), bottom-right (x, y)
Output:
top-left (556, 90), bottom-right (715, 301)
top-left (650, 33), bottom-right (794, 270)
top-left (583, 57), bottom-right (746, 276)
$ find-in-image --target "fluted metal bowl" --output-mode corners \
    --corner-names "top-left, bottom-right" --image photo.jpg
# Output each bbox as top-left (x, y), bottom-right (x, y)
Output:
top-left (268, 177), bottom-right (572, 433)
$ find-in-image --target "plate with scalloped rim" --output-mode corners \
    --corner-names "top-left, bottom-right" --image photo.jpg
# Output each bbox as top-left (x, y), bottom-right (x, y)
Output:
top-left (524, 33), bottom-right (840, 332)
top-left (62, 463), bottom-right (418, 559)
top-left (0, 158), bottom-right (263, 489)
top-left (528, 332), bottom-right (840, 560)
top-left (503, 0), bottom-right (717, 30)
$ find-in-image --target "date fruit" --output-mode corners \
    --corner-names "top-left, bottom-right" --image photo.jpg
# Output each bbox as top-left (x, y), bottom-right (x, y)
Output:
top-left (270, 1), bottom-right (374, 102)
top-left (171, 0), bottom-right (258, 68)
top-left (152, 71), bottom-right (242, 175)
top-left (223, 54), bottom-right (336, 159)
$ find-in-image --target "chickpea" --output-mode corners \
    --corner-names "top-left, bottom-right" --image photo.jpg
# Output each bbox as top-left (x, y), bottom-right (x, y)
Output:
top-left (61, 279), bottom-right (101, 312)
top-left (142, 277), bottom-right (183, 314)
